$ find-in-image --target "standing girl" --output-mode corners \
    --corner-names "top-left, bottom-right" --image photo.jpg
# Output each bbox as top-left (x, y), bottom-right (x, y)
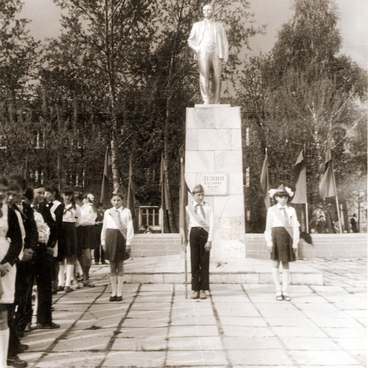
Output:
top-left (265, 184), bottom-right (300, 301)
top-left (57, 187), bottom-right (80, 292)
top-left (78, 194), bottom-right (97, 287)
top-left (101, 192), bottom-right (134, 302)
top-left (0, 177), bottom-right (23, 368)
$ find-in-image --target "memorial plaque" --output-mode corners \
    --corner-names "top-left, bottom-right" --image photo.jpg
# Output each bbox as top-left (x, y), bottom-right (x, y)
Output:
top-left (199, 173), bottom-right (228, 195)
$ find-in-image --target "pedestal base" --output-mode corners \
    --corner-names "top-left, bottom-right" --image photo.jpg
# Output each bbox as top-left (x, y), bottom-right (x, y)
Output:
top-left (185, 105), bottom-right (245, 261)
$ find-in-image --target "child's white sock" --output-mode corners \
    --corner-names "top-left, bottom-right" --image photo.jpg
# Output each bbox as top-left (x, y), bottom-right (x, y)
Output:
top-left (58, 264), bottom-right (65, 287)
top-left (271, 267), bottom-right (281, 291)
top-left (282, 269), bottom-right (290, 292)
top-left (117, 276), bottom-right (124, 297)
top-left (65, 264), bottom-right (74, 287)
top-left (0, 328), bottom-right (9, 368)
top-left (110, 276), bottom-right (117, 296)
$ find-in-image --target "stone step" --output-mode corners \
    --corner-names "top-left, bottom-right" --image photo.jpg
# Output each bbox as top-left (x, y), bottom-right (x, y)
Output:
top-left (131, 233), bottom-right (367, 259)
top-left (123, 255), bottom-right (323, 285)
top-left (131, 234), bottom-right (181, 257)
top-left (246, 233), bottom-right (367, 259)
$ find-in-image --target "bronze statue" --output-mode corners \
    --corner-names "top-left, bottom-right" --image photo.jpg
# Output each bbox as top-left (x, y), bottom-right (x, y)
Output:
top-left (188, 4), bottom-right (228, 105)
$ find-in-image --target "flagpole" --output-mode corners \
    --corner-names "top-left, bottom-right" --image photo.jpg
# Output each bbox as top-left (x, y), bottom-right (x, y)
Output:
top-left (335, 195), bottom-right (343, 233)
top-left (184, 245), bottom-right (188, 299)
top-left (305, 203), bottom-right (309, 233)
top-left (303, 144), bottom-right (309, 233)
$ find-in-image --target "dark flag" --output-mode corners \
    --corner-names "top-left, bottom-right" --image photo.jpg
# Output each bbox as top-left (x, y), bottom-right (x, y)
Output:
top-left (260, 149), bottom-right (270, 209)
top-left (292, 148), bottom-right (307, 204)
top-left (127, 154), bottom-right (136, 229)
top-left (319, 147), bottom-right (337, 198)
top-left (100, 146), bottom-right (111, 207)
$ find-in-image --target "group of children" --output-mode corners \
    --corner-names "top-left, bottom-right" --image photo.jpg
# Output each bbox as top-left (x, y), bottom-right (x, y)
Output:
top-left (186, 183), bottom-right (300, 302)
top-left (0, 179), bottom-right (134, 368)
top-left (0, 173), bottom-right (300, 367)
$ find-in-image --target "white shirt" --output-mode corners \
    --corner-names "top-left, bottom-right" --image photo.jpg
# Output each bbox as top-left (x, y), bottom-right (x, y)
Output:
top-left (33, 209), bottom-right (50, 244)
top-left (79, 203), bottom-right (97, 226)
top-left (186, 201), bottom-right (214, 242)
top-left (63, 204), bottom-right (81, 226)
top-left (101, 206), bottom-right (134, 246)
top-left (264, 204), bottom-right (300, 248)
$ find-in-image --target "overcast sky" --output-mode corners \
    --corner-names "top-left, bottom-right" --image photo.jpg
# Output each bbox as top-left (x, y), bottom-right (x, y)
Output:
top-left (20, 0), bottom-right (368, 69)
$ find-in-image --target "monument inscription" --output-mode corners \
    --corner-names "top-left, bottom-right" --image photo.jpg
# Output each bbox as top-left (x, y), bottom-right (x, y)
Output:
top-left (199, 173), bottom-right (228, 195)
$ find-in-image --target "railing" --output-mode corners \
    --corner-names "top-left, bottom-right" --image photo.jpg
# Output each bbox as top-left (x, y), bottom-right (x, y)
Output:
top-left (138, 206), bottom-right (162, 232)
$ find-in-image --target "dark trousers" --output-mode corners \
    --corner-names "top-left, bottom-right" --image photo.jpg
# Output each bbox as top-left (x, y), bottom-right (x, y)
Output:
top-left (14, 260), bottom-right (34, 332)
top-left (34, 244), bottom-right (53, 325)
top-left (93, 224), bottom-right (105, 263)
top-left (94, 245), bottom-right (105, 263)
top-left (190, 227), bottom-right (210, 291)
top-left (7, 303), bottom-right (20, 358)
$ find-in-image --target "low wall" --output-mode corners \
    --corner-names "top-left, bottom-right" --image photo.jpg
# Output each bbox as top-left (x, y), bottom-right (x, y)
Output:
top-left (131, 234), bottom-right (181, 257)
top-left (245, 233), bottom-right (367, 259)
top-left (131, 233), bottom-right (367, 259)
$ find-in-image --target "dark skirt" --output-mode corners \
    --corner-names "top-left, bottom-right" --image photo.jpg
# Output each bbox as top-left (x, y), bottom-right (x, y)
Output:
top-left (271, 227), bottom-right (296, 262)
top-left (77, 225), bottom-right (97, 250)
top-left (57, 222), bottom-right (78, 261)
top-left (105, 229), bottom-right (126, 262)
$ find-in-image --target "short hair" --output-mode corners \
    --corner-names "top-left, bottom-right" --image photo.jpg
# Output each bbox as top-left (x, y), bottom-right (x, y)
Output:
top-left (33, 183), bottom-right (45, 190)
top-left (44, 185), bottom-right (57, 194)
top-left (112, 192), bottom-right (124, 200)
top-left (7, 180), bottom-right (21, 193)
top-left (24, 188), bottom-right (34, 201)
top-left (192, 184), bottom-right (204, 194)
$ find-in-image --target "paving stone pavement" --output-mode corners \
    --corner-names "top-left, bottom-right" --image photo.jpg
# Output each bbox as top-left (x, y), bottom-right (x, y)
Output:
top-left (17, 258), bottom-right (366, 368)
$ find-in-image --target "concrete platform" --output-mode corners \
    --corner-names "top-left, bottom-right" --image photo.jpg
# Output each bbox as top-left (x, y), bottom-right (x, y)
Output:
top-left (123, 254), bottom-right (324, 285)
top-left (19, 258), bottom-right (366, 368)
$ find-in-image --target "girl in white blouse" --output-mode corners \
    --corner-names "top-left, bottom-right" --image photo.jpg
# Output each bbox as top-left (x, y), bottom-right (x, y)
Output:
top-left (264, 184), bottom-right (300, 301)
top-left (78, 194), bottom-right (97, 287)
top-left (101, 192), bottom-right (134, 302)
top-left (58, 187), bottom-right (80, 292)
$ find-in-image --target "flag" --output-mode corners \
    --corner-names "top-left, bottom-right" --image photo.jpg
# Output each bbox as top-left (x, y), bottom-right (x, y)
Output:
top-left (292, 148), bottom-right (307, 203)
top-left (100, 146), bottom-right (111, 207)
top-left (179, 157), bottom-right (190, 247)
top-left (319, 146), bottom-right (337, 198)
top-left (260, 149), bottom-right (270, 209)
top-left (160, 153), bottom-right (170, 212)
top-left (127, 154), bottom-right (136, 227)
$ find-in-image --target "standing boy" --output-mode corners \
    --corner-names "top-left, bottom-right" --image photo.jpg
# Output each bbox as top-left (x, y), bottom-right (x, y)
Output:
top-left (32, 184), bottom-right (59, 329)
top-left (186, 184), bottom-right (214, 299)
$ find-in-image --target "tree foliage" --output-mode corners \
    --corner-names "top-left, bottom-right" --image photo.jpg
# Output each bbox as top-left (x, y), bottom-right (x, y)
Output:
top-left (237, 0), bottom-right (367, 232)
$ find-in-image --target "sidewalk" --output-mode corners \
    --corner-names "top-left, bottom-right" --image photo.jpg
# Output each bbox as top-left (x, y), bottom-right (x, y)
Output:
top-left (18, 258), bottom-right (366, 368)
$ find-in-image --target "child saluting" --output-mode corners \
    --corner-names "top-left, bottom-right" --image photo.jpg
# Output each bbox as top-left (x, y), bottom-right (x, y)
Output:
top-left (101, 192), bottom-right (134, 302)
top-left (265, 184), bottom-right (300, 301)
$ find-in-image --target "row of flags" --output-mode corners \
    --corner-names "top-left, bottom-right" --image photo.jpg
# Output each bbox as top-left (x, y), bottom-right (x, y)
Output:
top-left (100, 149), bottom-right (175, 234)
top-left (260, 145), bottom-right (342, 233)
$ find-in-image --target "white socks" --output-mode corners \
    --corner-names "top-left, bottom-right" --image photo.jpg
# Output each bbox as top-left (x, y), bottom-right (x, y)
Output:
top-left (271, 268), bottom-right (281, 291)
top-left (65, 265), bottom-right (74, 287)
top-left (117, 276), bottom-right (124, 297)
top-left (282, 269), bottom-right (290, 292)
top-left (0, 328), bottom-right (9, 368)
top-left (58, 264), bottom-right (65, 287)
top-left (110, 276), bottom-right (117, 297)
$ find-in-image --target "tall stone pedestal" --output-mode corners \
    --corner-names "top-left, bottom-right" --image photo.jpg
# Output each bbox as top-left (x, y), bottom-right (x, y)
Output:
top-left (185, 104), bottom-right (245, 260)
